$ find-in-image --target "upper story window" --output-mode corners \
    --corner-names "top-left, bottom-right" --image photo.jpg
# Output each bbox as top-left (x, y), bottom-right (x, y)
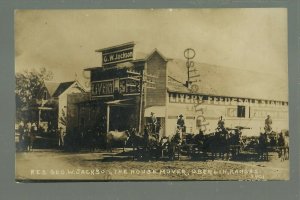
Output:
top-left (43, 91), bottom-right (48, 100)
top-left (237, 105), bottom-right (245, 118)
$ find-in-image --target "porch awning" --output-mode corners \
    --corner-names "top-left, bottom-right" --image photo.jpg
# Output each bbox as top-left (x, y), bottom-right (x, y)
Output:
top-left (21, 106), bottom-right (54, 111)
top-left (37, 107), bottom-right (54, 110)
top-left (105, 98), bottom-right (135, 107)
top-left (144, 106), bottom-right (166, 118)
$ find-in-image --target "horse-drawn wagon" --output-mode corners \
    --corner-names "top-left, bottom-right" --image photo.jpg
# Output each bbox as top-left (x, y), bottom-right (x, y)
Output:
top-left (101, 124), bottom-right (289, 163)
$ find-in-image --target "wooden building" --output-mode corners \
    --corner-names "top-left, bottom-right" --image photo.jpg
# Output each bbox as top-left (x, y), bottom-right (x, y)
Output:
top-left (76, 42), bottom-right (288, 137)
top-left (25, 80), bottom-right (86, 132)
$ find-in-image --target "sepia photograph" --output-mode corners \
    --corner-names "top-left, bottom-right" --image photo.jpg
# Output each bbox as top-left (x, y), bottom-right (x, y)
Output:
top-left (15, 9), bottom-right (289, 181)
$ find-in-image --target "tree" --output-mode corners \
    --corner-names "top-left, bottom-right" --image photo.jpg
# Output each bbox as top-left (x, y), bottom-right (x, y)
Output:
top-left (15, 67), bottom-right (53, 121)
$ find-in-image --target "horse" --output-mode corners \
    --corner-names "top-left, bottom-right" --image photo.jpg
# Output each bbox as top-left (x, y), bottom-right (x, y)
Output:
top-left (163, 131), bottom-right (182, 160)
top-left (142, 126), bottom-right (161, 160)
top-left (85, 129), bottom-right (98, 152)
top-left (277, 130), bottom-right (289, 161)
top-left (255, 130), bottom-right (289, 161)
top-left (227, 129), bottom-right (244, 159)
top-left (106, 130), bottom-right (130, 152)
top-left (126, 130), bottom-right (146, 160)
top-left (256, 132), bottom-right (270, 160)
top-left (126, 127), bottom-right (160, 160)
top-left (205, 128), bottom-right (230, 160)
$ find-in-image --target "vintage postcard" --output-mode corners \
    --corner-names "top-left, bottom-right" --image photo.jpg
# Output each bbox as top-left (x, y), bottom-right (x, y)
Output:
top-left (15, 9), bottom-right (289, 181)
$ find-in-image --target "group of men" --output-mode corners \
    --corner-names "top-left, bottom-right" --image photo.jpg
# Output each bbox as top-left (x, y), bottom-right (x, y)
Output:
top-left (148, 112), bottom-right (274, 136)
top-left (16, 121), bottom-right (66, 150)
top-left (149, 112), bottom-right (186, 134)
top-left (16, 121), bottom-right (37, 151)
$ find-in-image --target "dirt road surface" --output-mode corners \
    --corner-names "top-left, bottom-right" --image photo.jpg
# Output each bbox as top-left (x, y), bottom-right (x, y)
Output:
top-left (15, 149), bottom-right (289, 181)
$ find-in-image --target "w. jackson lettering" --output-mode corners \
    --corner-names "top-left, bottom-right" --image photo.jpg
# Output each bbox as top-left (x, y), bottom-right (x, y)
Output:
top-left (102, 49), bottom-right (133, 65)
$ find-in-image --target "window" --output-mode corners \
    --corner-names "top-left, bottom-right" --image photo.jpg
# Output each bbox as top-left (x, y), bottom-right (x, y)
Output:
top-left (43, 91), bottom-right (47, 100)
top-left (237, 106), bottom-right (245, 118)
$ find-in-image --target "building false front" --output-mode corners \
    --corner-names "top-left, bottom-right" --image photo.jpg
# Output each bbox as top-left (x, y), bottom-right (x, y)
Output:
top-left (78, 42), bottom-right (288, 137)
top-left (78, 42), bottom-right (168, 134)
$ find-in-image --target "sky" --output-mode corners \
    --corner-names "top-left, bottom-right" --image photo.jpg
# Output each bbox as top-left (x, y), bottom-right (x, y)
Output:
top-left (15, 9), bottom-right (288, 86)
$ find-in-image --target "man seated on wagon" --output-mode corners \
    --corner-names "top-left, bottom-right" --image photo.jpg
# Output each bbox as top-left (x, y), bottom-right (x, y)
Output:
top-left (217, 116), bottom-right (228, 137)
top-left (176, 114), bottom-right (186, 132)
top-left (176, 114), bottom-right (186, 141)
top-left (264, 115), bottom-right (273, 133)
top-left (217, 116), bottom-right (225, 130)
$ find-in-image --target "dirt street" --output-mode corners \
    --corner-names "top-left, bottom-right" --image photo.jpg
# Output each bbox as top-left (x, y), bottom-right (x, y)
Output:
top-left (15, 149), bottom-right (289, 181)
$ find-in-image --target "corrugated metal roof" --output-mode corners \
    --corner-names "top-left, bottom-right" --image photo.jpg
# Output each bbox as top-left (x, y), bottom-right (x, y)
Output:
top-left (167, 59), bottom-right (288, 102)
top-left (167, 76), bottom-right (190, 93)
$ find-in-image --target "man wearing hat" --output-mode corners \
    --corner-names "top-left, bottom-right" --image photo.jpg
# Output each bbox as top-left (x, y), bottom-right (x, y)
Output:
top-left (264, 115), bottom-right (272, 133)
top-left (217, 116), bottom-right (225, 130)
top-left (177, 114), bottom-right (186, 131)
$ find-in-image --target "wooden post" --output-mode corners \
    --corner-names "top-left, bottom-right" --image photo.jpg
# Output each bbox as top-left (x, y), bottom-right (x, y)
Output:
top-left (106, 105), bottom-right (110, 133)
top-left (138, 71), bottom-right (144, 133)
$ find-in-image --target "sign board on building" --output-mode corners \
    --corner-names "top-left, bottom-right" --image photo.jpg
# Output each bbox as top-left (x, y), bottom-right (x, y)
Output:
top-left (168, 92), bottom-right (288, 107)
top-left (96, 42), bottom-right (135, 66)
top-left (119, 78), bottom-right (140, 94)
top-left (91, 80), bottom-right (114, 97)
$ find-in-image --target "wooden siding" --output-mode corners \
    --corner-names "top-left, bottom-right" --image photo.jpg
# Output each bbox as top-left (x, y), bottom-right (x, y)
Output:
top-left (145, 52), bottom-right (167, 108)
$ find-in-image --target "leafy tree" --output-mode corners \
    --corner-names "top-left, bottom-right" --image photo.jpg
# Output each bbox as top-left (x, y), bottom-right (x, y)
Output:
top-left (15, 67), bottom-right (53, 121)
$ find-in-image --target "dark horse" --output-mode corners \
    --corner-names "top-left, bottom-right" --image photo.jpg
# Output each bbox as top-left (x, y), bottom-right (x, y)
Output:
top-left (277, 130), bottom-right (289, 161)
top-left (156, 129), bottom-right (182, 161)
top-left (256, 131), bottom-right (280, 161)
top-left (127, 126), bottom-right (160, 160)
top-left (186, 127), bottom-right (231, 160)
top-left (205, 128), bottom-right (230, 160)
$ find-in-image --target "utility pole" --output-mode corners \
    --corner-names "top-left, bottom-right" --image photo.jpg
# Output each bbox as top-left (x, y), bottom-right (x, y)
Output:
top-left (184, 48), bottom-right (200, 90)
top-left (127, 69), bottom-right (157, 133)
top-left (138, 71), bottom-right (144, 134)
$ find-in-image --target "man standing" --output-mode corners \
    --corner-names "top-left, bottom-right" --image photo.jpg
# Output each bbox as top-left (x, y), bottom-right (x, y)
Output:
top-left (264, 115), bottom-right (272, 133)
top-left (18, 121), bottom-right (25, 151)
top-left (149, 112), bottom-right (158, 134)
top-left (58, 127), bottom-right (66, 148)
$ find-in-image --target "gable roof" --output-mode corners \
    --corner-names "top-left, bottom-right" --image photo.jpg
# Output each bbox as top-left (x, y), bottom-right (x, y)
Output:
top-left (52, 81), bottom-right (76, 97)
top-left (44, 82), bottom-right (60, 96)
top-left (132, 49), bottom-right (171, 62)
top-left (167, 59), bottom-right (288, 102)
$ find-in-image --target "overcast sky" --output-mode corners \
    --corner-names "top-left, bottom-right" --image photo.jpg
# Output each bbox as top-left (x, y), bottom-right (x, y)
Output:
top-left (15, 9), bottom-right (287, 85)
